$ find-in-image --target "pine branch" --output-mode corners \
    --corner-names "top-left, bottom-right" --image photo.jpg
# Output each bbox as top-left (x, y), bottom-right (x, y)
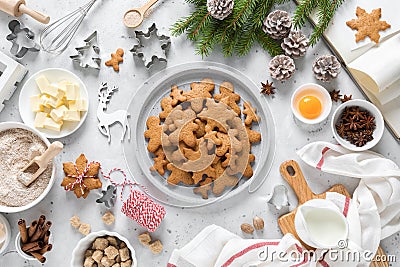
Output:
top-left (292, 0), bottom-right (318, 29)
top-left (255, 29), bottom-right (283, 56)
top-left (309, 0), bottom-right (345, 45)
top-left (185, 0), bottom-right (207, 5)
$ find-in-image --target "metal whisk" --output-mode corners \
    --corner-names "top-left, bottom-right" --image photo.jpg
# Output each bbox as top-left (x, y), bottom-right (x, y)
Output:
top-left (39, 0), bottom-right (98, 54)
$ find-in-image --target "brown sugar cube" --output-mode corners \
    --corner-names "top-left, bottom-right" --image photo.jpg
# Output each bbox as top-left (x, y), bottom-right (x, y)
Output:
top-left (106, 236), bottom-right (118, 247)
top-left (94, 238), bottom-right (109, 250)
top-left (101, 256), bottom-right (115, 267)
top-left (70, 215), bottom-right (81, 229)
top-left (115, 254), bottom-right (121, 263)
top-left (92, 250), bottom-right (104, 263)
top-left (112, 264), bottom-right (121, 267)
top-left (84, 257), bottom-right (95, 267)
top-left (149, 240), bottom-right (163, 254)
top-left (85, 249), bottom-right (94, 258)
top-left (118, 247), bottom-right (130, 262)
top-left (79, 223), bottom-right (91, 236)
top-left (102, 211), bottom-right (115, 225)
top-left (104, 246), bottom-right (119, 260)
top-left (119, 242), bottom-right (126, 249)
top-left (138, 232), bottom-right (151, 246)
top-left (121, 260), bottom-right (132, 267)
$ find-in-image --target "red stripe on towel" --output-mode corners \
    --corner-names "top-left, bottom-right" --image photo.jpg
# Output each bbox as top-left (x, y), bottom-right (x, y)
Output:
top-left (343, 197), bottom-right (351, 217)
top-left (316, 147), bottom-right (330, 170)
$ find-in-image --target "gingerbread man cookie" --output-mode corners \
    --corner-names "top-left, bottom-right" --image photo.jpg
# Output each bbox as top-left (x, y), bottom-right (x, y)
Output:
top-left (105, 48), bottom-right (124, 72)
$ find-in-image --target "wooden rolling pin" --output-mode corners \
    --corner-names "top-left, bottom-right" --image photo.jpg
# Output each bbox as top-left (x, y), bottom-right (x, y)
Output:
top-left (0, 0), bottom-right (50, 24)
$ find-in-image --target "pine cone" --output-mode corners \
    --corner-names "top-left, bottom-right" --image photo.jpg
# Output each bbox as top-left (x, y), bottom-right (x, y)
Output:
top-left (281, 31), bottom-right (309, 58)
top-left (262, 10), bottom-right (292, 40)
top-left (313, 55), bottom-right (341, 82)
top-left (269, 55), bottom-right (296, 81)
top-left (207, 0), bottom-right (234, 20)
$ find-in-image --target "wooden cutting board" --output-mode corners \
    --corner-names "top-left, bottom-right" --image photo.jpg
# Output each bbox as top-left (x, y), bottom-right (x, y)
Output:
top-left (278, 160), bottom-right (388, 267)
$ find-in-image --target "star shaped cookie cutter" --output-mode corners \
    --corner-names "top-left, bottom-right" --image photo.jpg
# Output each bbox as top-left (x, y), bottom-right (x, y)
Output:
top-left (130, 23), bottom-right (171, 69)
top-left (70, 31), bottom-right (101, 69)
top-left (6, 20), bottom-right (40, 58)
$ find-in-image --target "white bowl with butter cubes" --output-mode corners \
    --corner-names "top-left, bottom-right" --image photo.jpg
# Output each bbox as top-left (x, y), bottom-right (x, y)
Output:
top-left (19, 68), bottom-right (89, 139)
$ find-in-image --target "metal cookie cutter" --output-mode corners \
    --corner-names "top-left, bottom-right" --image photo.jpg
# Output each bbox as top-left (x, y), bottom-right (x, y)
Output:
top-left (6, 20), bottom-right (40, 58)
top-left (70, 31), bottom-right (101, 69)
top-left (96, 184), bottom-right (117, 208)
top-left (130, 23), bottom-right (171, 69)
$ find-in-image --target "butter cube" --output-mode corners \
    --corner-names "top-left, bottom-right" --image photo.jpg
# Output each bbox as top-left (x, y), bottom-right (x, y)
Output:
top-left (30, 95), bottom-right (42, 112)
top-left (75, 99), bottom-right (88, 111)
top-left (34, 112), bottom-right (48, 128)
top-left (66, 84), bottom-right (79, 101)
top-left (68, 101), bottom-right (77, 111)
top-left (45, 96), bottom-right (59, 108)
top-left (63, 110), bottom-right (81, 122)
top-left (44, 118), bottom-right (63, 132)
top-left (50, 105), bottom-right (68, 122)
top-left (56, 89), bottom-right (65, 100)
top-left (42, 106), bottom-right (52, 114)
top-left (42, 84), bottom-right (59, 98)
top-left (74, 84), bottom-right (81, 99)
top-left (40, 94), bottom-right (50, 106)
top-left (57, 80), bottom-right (70, 93)
top-left (35, 75), bottom-right (50, 93)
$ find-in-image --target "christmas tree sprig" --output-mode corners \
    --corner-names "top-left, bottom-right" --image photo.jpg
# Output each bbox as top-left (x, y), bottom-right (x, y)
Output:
top-left (171, 0), bottom-right (289, 57)
top-left (293, 0), bottom-right (346, 45)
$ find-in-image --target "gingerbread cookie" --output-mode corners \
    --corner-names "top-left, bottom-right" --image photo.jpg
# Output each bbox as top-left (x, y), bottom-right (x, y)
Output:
top-left (144, 116), bottom-right (163, 153)
top-left (214, 82), bottom-right (241, 115)
top-left (184, 78), bottom-right (215, 100)
top-left (144, 79), bottom-right (262, 198)
top-left (166, 163), bottom-right (194, 185)
top-left (243, 102), bottom-right (260, 126)
top-left (105, 48), bottom-right (124, 72)
top-left (61, 154), bottom-right (102, 199)
top-left (346, 7), bottom-right (391, 43)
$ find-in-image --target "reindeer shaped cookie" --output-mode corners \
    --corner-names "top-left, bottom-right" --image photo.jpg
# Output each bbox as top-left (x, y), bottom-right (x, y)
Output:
top-left (97, 82), bottom-right (131, 142)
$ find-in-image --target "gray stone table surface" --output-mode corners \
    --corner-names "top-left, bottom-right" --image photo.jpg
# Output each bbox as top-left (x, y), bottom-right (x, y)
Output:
top-left (0, 0), bottom-right (399, 266)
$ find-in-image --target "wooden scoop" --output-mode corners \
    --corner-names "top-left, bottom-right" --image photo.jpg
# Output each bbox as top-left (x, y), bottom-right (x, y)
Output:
top-left (123, 0), bottom-right (159, 28)
top-left (0, 0), bottom-right (50, 24)
top-left (18, 141), bottom-right (63, 187)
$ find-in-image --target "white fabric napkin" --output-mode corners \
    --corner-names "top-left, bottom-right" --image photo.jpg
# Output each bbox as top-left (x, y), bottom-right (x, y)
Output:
top-left (297, 141), bottom-right (400, 256)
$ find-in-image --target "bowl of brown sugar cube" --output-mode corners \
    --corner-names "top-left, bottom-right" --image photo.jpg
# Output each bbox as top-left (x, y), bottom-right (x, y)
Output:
top-left (71, 230), bottom-right (137, 267)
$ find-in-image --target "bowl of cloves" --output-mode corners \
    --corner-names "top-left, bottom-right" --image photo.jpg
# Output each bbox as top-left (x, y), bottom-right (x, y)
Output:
top-left (15, 215), bottom-right (53, 263)
top-left (331, 99), bottom-right (384, 151)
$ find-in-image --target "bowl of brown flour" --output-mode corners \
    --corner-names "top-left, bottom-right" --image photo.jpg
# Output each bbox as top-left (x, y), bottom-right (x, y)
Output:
top-left (0, 122), bottom-right (56, 213)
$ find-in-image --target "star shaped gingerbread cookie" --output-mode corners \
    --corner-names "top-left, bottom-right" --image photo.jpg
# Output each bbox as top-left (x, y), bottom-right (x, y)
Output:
top-left (346, 7), bottom-right (391, 43)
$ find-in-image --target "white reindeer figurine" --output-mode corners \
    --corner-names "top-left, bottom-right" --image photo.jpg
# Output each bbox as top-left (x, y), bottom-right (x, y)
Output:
top-left (97, 82), bottom-right (131, 143)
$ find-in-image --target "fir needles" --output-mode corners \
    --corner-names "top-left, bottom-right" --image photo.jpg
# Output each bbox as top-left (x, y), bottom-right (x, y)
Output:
top-left (171, 0), bottom-right (288, 57)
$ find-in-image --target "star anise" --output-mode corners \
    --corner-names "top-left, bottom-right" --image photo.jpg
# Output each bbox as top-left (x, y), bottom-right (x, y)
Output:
top-left (344, 118), bottom-right (361, 131)
top-left (330, 90), bottom-right (342, 102)
top-left (261, 80), bottom-right (276, 95)
top-left (360, 115), bottom-right (375, 130)
top-left (341, 95), bottom-right (353, 103)
top-left (352, 132), bottom-right (368, 147)
top-left (348, 106), bottom-right (366, 120)
top-left (335, 123), bottom-right (346, 138)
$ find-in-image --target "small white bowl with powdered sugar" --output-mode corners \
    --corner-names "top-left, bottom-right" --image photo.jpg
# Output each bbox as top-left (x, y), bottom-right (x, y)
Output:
top-left (0, 122), bottom-right (56, 213)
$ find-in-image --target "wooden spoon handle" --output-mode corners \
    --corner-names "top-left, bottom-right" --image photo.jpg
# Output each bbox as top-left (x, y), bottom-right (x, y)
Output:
top-left (19, 4), bottom-right (50, 24)
top-left (138, 0), bottom-right (159, 14)
top-left (280, 160), bottom-right (315, 205)
top-left (37, 141), bottom-right (63, 168)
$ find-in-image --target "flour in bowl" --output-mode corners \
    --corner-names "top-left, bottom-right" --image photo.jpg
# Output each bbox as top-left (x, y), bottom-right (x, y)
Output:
top-left (0, 128), bottom-right (53, 207)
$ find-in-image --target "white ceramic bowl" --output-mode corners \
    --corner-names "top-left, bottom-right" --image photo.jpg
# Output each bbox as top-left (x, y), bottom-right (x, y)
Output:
top-left (0, 214), bottom-right (11, 254)
top-left (291, 83), bottom-right (332, 124)
top-left (19, 68), bottom-right (89, 139)
top-left (0, 122), bottom-right (56, 213)
top-left (71, 230), bottom-right (137, 267)
top-left (331, 99), bottom-right (384, 151)
top-left (15, 231), bottom-right (52, 261)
